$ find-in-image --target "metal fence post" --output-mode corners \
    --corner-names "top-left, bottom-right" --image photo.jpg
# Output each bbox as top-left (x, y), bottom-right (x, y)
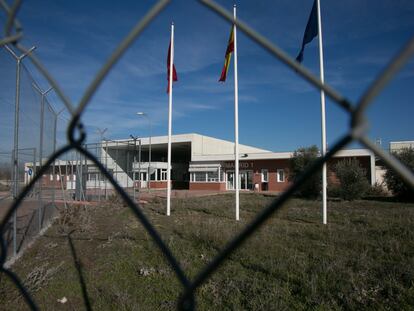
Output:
top-left (138, 139), bottom-right (142, 194)
top-left (33, 85), bottom-right (52, 232)
top-left (130, 135), bottom-right (140, 201)
top-left (105, 140), bottom-right (108, 199)
top-left (32, 148), bottom-right (36, 198)
top-left (4, 45), bottom-right (36, 257)
top-left (38, 95), bottom-right (43, 231)
top-left (126, 141), bottom-right (130, 191)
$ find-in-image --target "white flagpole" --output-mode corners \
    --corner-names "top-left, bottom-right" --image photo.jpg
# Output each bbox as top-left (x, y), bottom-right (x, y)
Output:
top-left (316, 0), bottom-right (327, 224)
top-left (233, 5), bottom-right (240, 221)
top-left (167, 22), bottom-right (174, 216)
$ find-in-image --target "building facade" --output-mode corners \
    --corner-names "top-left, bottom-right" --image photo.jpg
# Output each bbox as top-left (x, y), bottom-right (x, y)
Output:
top-left (26, 133), bottom-right (376, 193)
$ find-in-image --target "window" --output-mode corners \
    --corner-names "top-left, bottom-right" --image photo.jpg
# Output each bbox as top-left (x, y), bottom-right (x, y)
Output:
top-left (277, 169), bottom-right (285, 182)
top-left (193, 172), bottom-right (206, 182)
top-left (207, 171), bottom-right (218, 182)
top-left (160, 169), bottom-right (167, 181)
top-left (150, 170), bottom-right (156, 181)
top-left (191, 171), bottom-right (220, 182)
top-left (261, 169), bottom-right (268, 182)
top-left (87, 173), bottom-right (99, 181)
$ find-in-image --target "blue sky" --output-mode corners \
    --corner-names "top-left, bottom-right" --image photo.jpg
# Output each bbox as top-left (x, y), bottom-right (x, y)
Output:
top-left (2, 0), bottom-right (414, 152)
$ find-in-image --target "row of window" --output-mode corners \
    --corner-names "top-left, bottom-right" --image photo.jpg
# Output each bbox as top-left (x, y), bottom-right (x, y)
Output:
top-left (46, 169), bottom-right (285, 183)
top-left (261, 169), bottom-right (285, 183)
top-left (133, 168), bottom-right (167, 181)
top-left (190, 171), bottom-right (224, 182)
top-left (190, 170), bottom-right (285, 183)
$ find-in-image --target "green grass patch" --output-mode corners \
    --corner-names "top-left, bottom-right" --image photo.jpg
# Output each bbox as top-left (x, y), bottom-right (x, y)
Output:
top-left (1, 193), bottom-right (414, 310)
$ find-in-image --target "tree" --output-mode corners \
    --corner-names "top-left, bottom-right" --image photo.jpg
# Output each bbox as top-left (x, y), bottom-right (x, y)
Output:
top-left (289, 145), bottom-right (321, 199)
top-left (334, 158), bottom-right (369, 200)
top-left (384, 148), bottom-right (414, 200)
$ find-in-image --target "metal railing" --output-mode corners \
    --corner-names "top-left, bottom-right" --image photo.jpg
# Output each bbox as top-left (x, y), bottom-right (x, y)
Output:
top-left (0, 0), bottom-right (413, 310)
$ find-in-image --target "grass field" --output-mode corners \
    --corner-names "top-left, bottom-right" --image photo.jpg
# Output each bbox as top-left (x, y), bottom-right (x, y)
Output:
top-left (1, 193), bottom-right (414, 310)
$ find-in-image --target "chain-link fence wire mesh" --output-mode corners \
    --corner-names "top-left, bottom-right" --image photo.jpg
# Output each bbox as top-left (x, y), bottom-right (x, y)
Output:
top-left (0, 47), bottom-right (15, 201)
top-left (0, 29), bottom-right (63, 261)
top-left (76, 140), bottom-right (142, 201)
top-left (0, 0), bottom-right (414, 310)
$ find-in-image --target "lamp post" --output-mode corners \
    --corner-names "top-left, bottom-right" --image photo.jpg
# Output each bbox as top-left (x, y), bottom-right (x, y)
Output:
top-left (136, 112), bottom-right (151, 191)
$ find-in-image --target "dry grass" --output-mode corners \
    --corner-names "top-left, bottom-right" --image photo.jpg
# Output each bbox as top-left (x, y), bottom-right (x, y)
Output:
top-left (1, 193), bottom-right (414, 310)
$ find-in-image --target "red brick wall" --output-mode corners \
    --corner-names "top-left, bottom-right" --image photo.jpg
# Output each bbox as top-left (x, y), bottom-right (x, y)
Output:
top-left (150, 181), bottom-right (167, 189)
top-left (189, 182), bottom-right (226, 191)
top-left (134, 181), bottom-right (167, 189)
top-left (223, 159), bottom-right (291, 193)
top-left (222, 156), bottom-right (371, 193)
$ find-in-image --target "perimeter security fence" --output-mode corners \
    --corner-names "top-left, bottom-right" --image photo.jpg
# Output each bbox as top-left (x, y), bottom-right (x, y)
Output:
top-left (0, 44), bottom-right (70, 261)
top-left (0, 1), bottom-right (413, 310)
top-left (68, 140), bottom-right (143, 202)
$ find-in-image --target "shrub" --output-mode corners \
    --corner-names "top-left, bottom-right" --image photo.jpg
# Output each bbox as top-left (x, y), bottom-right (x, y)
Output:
top-left (384, 148), bottom-right (414, 200)
top-left (365, 182), bottom-right (388, 197)
top-left (334, 158), bottom-right (370, 200)
top-left (327, 185), bottom-right (341, 198)
top-left (289, 145), bottom-right (321, 199)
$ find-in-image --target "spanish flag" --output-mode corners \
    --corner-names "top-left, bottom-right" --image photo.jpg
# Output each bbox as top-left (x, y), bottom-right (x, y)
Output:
top-left (167, 41), bottom-right (177, 93)
top-left (219, 26), bottom-right (234, 82)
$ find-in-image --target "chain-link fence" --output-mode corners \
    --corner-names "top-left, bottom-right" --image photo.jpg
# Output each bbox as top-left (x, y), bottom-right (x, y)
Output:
top-left (82, 140), bottom-right (143, 201)
top-left (0, 40), bottom-right (67, 260)
top-left (0, 0), bottom-right (414, 310)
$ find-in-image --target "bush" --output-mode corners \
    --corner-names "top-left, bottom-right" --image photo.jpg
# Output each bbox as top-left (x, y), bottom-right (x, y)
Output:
top-left (365, 182), bottom-right (388, 197)
top-left (327, 185), bottom-right (341, 198)
top-left (289, 145), bottom-right (321, 199)
top-left (334, 158), bottom-right (370, 200)
top-left (384, 148), bottom-right (414, 200)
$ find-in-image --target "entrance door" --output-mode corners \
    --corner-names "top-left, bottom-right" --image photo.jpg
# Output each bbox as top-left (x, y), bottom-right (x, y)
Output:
top-left (226, 171), bottom-right (234, 190)
top-left (240, 171), bottom-right (247, 190)
top-left (226, 170), bottom-right (253, 190)
top-left (239, 170), bottom-right (253, 190)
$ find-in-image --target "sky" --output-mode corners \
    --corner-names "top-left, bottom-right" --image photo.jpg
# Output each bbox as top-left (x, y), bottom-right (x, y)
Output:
top-left (1, 0), bottom-right (414, 153)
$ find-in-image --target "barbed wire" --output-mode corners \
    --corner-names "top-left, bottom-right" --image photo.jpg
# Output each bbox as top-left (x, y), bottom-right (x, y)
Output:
top-left (0, 0), bottom-right (413, 310)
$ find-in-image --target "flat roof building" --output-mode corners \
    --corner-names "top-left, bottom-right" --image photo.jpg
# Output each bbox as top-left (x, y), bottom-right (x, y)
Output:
top-left (26, 133), bottom-right (376, 195)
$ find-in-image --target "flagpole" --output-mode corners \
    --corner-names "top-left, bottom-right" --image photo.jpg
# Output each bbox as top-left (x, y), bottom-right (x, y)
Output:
top-left (233, 4), bottom-right (240, 221)
top-left (167, 22), bottom-right (174, 216)
top-left (316, 0), bottom-right (327, 225)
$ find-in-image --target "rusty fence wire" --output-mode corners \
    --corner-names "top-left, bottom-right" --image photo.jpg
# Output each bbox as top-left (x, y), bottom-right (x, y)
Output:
top-left (0, 0), bottom-right (414, 310)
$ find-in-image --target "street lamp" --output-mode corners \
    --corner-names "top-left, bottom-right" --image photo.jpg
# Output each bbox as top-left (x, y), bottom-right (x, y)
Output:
top-left (136, 112), bottom-right (152, 191)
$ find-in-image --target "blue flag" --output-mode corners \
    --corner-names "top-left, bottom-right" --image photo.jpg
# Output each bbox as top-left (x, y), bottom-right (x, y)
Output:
top-left (296, 0), bottom-right (318, 63)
